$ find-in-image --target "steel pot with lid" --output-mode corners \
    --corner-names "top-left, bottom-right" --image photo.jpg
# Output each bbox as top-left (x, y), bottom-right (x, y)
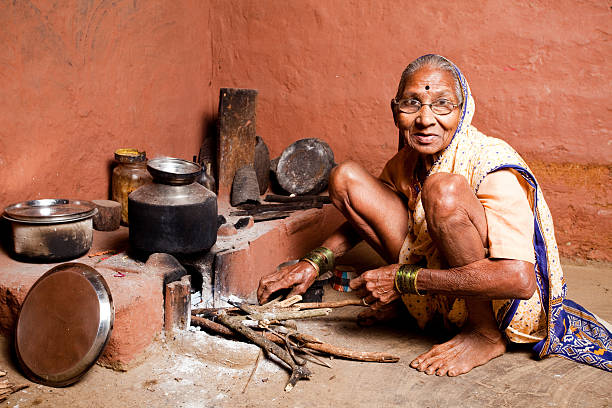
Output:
top-left (2, 199), bottom-right (97, 261)
top-left (128, 157), bottom-right (218, 255)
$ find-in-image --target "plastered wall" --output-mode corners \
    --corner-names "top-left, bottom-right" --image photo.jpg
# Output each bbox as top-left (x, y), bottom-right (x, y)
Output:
top-left (1, 0), bottom-right (610, 260)
top-left (0, 0), bottom-right (213, 207)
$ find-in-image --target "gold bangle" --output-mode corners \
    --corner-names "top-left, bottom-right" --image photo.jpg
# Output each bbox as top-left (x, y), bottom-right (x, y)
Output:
top-left (301, 258), bottom-right (320, 277)
top-left (311, 246), bottom-right (335, 273)
top-left (395, 264), bottom-right (426, 296)
top-left (301, 251), bottom-right (326, 277)
top-left (394, 266), bottom-right (402, 293)
top-left (301, 247), bottom-right (335, 276)
top-left (413, 268), bottom-right (425, 296)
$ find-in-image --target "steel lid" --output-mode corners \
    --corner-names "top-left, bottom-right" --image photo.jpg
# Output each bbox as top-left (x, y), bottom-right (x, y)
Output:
top-left (15, 263), bottom-right (114, 387)
top-left (3, 199), bottom-right (97, 224)
top-left (147, 157), bottom-right (202, 185)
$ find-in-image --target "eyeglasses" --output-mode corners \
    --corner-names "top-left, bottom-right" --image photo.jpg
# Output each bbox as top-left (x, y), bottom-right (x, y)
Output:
top-left (392, 98), bottom-right (460, 115)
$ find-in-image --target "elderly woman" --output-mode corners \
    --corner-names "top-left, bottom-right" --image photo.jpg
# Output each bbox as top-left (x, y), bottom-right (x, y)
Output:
top-left (258, 55), bottom-right (611, 375)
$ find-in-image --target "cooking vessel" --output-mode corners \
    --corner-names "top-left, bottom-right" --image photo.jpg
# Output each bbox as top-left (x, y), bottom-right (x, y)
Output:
top-left (2, 199), bottom-right (97, 262)
top-left (128, 157), bottom-right (217, 255)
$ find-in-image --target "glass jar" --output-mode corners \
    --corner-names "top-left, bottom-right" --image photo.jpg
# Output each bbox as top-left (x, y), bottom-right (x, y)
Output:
top-left (111, 149), bottom-right (152, 225)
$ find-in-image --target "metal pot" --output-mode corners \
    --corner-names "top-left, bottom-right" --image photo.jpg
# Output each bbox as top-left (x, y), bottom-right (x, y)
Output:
top-left (2, 199), bottom-right (97, 262)
top-left (128, 157), bottom-right (218, 255)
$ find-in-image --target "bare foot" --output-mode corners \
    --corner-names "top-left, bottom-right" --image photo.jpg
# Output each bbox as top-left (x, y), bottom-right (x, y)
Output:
top-left (410, 327), bottom-right (506, 376)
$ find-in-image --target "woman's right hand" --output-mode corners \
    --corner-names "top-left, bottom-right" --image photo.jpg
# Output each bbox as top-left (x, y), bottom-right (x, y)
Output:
top-left (257, 260), bottom-right (319, 305)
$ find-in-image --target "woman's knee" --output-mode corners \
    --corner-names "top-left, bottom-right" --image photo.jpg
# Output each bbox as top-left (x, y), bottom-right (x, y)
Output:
top-left (329, 160), bottom-right (368, 201)
top-left (421, 173), bottom-right (470, 220)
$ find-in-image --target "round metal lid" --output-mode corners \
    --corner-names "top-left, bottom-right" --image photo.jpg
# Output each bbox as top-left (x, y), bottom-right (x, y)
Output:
top-left (276, 138), bottom-right (335, 195)
top-left (147, 157), bottom-right (202, 185)
top-left (3, 199), bottom-right (97, 224)
top-left (15, 263), bottom-right (114, 387)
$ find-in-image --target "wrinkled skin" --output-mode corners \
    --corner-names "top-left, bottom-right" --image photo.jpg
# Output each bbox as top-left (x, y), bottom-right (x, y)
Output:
top-left (394, 66), bottom-right (461, 158)
top-left (257, 261), bottom-right (318, 304)
top-left (257, 64), bottom-right (535, 376)
top-left (349, 264), bottom-right (400, 307)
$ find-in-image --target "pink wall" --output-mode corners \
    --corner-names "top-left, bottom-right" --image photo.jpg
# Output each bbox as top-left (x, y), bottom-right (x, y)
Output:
top-left (1, 1), bottom-right (610, 260)
top-left (0, 0), bottom-right (213, 206)
top-left (210, 0), bottom-right (611, 261)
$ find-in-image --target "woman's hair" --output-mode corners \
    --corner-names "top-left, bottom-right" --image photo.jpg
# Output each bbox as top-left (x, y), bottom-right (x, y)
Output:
top-left (395, 54), bottom-right (463, 105)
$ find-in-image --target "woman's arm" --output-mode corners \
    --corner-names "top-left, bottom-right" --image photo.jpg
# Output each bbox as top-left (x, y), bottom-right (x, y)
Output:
top-left (350, 258), bottom-right (536, 309)
top-left (257, 222), bottom-right (362, 304)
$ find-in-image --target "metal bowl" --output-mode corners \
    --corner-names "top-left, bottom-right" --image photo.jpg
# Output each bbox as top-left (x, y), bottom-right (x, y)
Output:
top-left (147, 157), bottom-right (202, 185)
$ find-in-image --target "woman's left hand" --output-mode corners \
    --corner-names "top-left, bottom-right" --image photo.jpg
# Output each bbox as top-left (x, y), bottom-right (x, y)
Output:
top-left (349, 264), bottom-right (400, 309)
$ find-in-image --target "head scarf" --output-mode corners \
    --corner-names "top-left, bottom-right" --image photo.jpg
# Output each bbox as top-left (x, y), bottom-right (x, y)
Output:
top-left (397, 55), bottom-right (611, 371)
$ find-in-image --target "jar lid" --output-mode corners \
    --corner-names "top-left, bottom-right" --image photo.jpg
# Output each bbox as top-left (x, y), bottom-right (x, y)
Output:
top-left (114, 148), bottom-right (146, 163)
top-left (147, 157), bottom-right (202, 185)
top-left (3, 199), bottom-right (97, 224)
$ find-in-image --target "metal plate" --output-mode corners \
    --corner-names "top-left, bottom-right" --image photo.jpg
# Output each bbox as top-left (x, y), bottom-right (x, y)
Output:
top-left (15, 263), bottom-right (114, 387)
top-left (4, 199), bottom-right (97, 224)
top-left (147, 157), bottom-right (201, 185)
top-left (276, 138), bottom-right (335, 195)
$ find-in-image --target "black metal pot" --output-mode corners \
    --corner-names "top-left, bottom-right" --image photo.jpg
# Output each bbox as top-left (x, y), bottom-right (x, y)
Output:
top-left (128, 158), bottom-right (217, 255)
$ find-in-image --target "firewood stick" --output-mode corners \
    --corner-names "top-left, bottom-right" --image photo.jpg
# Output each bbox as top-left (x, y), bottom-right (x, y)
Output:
top-left (191, 315), bottom-right (234, 336)
top-left (261, 332), bottom-right (398, 363)
top-left (293, 344), bottom-right (332, 368)
top-left (242, 349), bottom-right (262, 393)
top-left (258, 308), bottom-right (332, 321)
top-left (264, 194), bottom-right (332, 204)
top-left (191, 307), bottom-right (239, 316)
top-left (293, 299), bottom-right (368, 309)
top-left (277, 295), bottom-right (303, 308)
top-left (191, 316), bottom-right (322, 371)
top-left (251, 211), bottom-right (291, 222)
top-left (216, 313), bottom-right (311, 392)
top-left (190, 316), bottom-right (399, 364)
top-left (264, 328), bottom-right (332, 368)
top-left (0, 383), bottom-right (28, 403)
top-left (295, 340), bottom-right (399, 363)
top-left (292, 332), bottom-right (399, 363)
top-left (234, 302), bottom-right (332, 321)
top-left (191, 298), bottom-right (359, 316)
top-left (230, 201), bottom-right (324, 216)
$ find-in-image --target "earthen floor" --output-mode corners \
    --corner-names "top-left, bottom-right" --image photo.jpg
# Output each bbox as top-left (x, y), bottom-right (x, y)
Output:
top-left (1, 259), bottom-right (610, 408)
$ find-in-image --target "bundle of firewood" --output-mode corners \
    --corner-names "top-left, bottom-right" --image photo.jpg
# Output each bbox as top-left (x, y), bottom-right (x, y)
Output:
top-left (0, 370), bottom-right (28, 402)
top-left (191, 296), bottom-right (399, 392)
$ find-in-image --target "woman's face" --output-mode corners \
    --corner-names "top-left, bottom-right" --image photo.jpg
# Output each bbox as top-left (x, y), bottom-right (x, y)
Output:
top-left (394, 66), bottom-right (461, 157)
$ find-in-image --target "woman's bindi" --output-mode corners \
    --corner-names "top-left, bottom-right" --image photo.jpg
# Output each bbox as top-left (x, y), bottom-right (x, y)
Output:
top-left (425, 85), bottom-right (430, 90)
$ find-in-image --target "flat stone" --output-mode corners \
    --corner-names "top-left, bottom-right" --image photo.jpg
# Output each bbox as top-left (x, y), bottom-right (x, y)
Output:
top-left (144, 252), bottom-right (189, 287)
